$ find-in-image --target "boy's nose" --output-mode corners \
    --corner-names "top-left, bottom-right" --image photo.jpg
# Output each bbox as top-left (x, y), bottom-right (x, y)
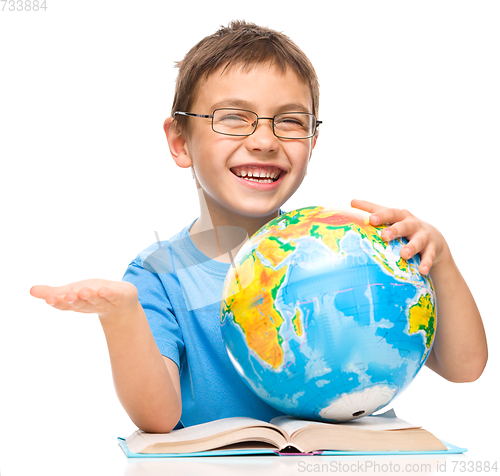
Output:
top-left (245, 118), bottom-right (279, 153)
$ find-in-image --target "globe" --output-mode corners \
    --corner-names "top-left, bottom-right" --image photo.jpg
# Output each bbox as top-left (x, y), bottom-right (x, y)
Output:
top-left (220, 206), bottom-right (436, 422)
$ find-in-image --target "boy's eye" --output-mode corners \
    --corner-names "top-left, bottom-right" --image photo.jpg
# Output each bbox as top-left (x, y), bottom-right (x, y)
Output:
top-left (215, 110), bottom-right (255, 124)
top-left (219, 114), bottom-right (249, 123)
top-left (213, 110), bottom-right (257, 134)
top-left (275, 114), bottom-right (309, 131)
top-left (277, 117), bottom-right (304, 125)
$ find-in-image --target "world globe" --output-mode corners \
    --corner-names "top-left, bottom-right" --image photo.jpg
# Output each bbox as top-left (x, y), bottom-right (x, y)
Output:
top-left (220, 206), bottom-right (436, 422)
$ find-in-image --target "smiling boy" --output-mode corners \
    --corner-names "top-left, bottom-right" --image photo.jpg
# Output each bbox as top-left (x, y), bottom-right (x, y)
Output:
top-left (30, 21), bottom-right (487, 433)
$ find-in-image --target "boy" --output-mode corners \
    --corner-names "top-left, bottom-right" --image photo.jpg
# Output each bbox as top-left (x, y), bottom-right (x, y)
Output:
top-left (30, 21), bottom-right (487, 434)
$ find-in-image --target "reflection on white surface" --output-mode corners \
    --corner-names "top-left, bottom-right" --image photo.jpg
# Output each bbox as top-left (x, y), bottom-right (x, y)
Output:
top-left (122, 452), bottom-right (466, 476)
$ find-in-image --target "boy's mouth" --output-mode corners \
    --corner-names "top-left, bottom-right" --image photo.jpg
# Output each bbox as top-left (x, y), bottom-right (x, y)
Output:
top-left (230, 165), bottom-right (283, 183)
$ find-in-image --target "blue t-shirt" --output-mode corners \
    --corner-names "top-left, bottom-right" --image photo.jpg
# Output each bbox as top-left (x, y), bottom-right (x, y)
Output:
top-left (122, 220), bottom-right (284, 429)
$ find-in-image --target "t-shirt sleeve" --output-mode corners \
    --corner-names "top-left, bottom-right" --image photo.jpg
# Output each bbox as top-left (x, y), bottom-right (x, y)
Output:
top-left (122, 260), bottom-right (184, 369)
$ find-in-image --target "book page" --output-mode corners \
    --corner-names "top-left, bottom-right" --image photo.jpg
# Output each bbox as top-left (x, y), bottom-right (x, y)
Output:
top-left (271, 409), bottom-right (419, 437)
top-left (127, 417), bottom-right (282, 447)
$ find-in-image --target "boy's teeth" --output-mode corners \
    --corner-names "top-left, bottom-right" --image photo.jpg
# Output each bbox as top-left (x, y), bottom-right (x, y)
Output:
top-left (245, 177), bottom-right (273, 183)
top-left (231, 165), bottom-right (282, 181)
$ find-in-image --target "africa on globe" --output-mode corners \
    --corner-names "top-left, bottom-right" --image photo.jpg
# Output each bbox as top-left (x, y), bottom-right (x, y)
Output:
top-left (220, 206), bottom-right (436, 422)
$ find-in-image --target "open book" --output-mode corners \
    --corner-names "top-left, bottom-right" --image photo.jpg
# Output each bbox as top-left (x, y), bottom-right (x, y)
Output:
top-left (120, 409), bottom-right (461, 457)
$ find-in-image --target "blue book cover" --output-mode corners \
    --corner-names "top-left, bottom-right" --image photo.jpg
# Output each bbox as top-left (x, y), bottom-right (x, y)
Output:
top-left (117, 437), bottom-right (467, 458)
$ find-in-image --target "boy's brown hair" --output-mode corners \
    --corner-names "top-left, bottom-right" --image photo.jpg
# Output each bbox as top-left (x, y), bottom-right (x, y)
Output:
top-left (171, 20), bottom-right (320, 134)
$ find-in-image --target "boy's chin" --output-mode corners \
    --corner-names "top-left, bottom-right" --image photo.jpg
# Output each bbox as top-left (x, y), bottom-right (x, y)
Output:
top-left (231, 204), bottom-right (282, 221)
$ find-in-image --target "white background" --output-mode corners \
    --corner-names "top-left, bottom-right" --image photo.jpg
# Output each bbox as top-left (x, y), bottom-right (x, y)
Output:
top-left (1, 1), bottom-right (498, 475)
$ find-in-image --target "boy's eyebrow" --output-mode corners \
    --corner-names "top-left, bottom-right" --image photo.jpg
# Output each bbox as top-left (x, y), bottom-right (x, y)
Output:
top-left (209, 99), bottom-right (311, 114)
top-left (275, 103), bottom-right (311, 114)
top-left (210, 99), bottom-right (253, 110)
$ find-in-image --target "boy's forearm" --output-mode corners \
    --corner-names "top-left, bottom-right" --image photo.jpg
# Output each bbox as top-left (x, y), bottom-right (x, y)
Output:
top-left (99, 303), bottom-right (181, 433)
top-left (426, 252), bottom-right (488, 382)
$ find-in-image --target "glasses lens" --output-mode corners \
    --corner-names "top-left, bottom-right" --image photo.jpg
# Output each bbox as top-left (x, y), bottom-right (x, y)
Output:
top-left (212, 109), bottom-right (257, 136)
top-left (274, 113), bottom-right (316, 138)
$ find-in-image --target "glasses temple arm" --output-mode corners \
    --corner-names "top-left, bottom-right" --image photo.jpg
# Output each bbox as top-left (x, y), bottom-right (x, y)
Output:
top-left (174, 112), bottom-right (213, 119)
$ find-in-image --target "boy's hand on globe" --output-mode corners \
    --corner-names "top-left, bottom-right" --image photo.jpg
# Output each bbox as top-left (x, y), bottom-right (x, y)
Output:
top-left (351, 199), bottom-right (450, 276)
top-left (30, 279), bottom-right (140, 319)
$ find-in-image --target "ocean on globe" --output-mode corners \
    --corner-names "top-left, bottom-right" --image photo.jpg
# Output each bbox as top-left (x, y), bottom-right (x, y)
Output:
top-left (220, 206), bottom-right (436, 422)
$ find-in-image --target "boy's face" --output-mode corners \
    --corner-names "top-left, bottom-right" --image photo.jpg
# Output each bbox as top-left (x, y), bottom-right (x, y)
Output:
top-left (172, 64), bottom-right (317, 223)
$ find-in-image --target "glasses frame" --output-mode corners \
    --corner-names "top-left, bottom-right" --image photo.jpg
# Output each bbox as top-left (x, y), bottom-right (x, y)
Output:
top-left (174, 108), bottom-right (322, 140)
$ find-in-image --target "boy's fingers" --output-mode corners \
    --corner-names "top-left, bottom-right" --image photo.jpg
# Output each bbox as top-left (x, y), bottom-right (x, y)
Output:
top-left (46, 292), bottom-right (105, 313)
top-left (371, 208), bottom-right (411, 227)
top-left (36, 280), bottom-right (135, 315)
top-left (44, 296), bottom-right (83, 312)
top-left (351, 199), bottom-right (383, 214)
top-left (31, 284), bottom-right (73, 299)
top-left (79, 288), bottom-right (114, 307)
top-left (45, 300), bottom-right (68, 310)
top-left (65, 286), bottom-right (118, 307)
top-left (418, 246), bottom-right (435, 275)
top-left (381, 216), bottom-right (419, 241)
top-left (31, 283), bottom-right (83, 300)
top-left (406, 231), bottom-right (430, 257)
top-left (63, 291), bottom-right (79, 303)
top-left (30, 285), bottom-right (52, 299)
top-left (351, 200), bottom-right (413, 229)
top-left (419, 263), bottom-right (431, 276)
top-left (77, 287), bottom-right (93, 300)
top-left (54, 292), bottom-right (90, 311)
top-left (63, 291), bottom-right (90, 310)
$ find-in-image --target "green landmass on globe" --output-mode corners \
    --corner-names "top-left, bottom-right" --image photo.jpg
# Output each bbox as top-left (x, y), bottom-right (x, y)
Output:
top-left (221, 206), bottom-right (436, 422)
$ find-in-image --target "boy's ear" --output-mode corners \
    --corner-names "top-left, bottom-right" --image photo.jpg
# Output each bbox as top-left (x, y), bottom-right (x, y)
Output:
top-left (163, 117), bottom-right (192, 168)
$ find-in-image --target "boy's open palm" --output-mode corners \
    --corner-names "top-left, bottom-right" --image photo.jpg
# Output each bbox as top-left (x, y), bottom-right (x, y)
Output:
top-left (30, 279), bottom-right (139, 319)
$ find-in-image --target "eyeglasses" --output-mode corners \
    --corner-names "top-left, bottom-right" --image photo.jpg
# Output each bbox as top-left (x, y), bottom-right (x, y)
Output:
top-left (174, 108), bottom-right (322, 139)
